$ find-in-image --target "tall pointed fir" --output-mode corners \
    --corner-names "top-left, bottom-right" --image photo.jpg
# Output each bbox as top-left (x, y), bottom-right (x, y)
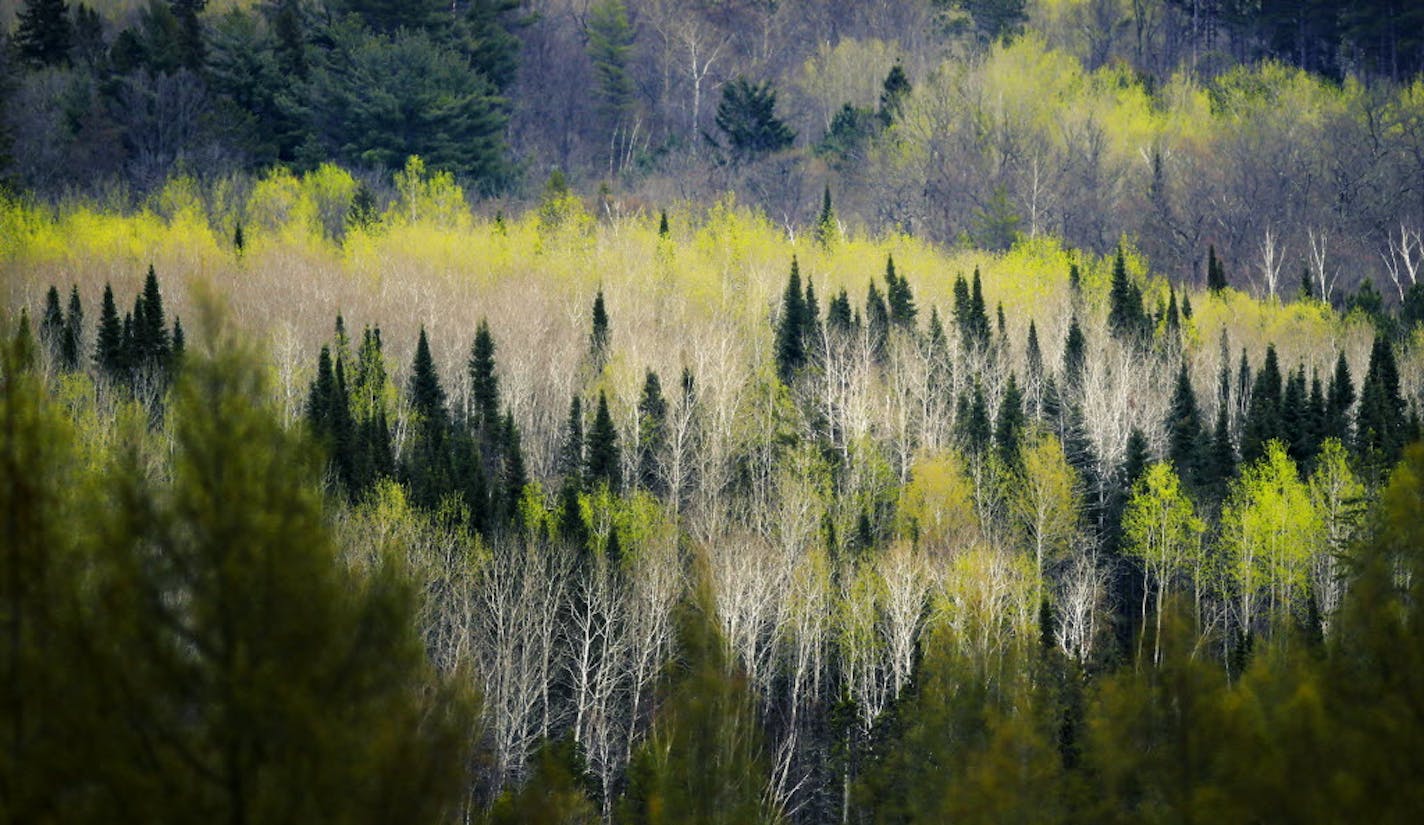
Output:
top-left (1166, 362), bottom-right (1202, 486)
top-left (500, 411), bottom-right (528, 523)
top-left (993, 373), bottom-right (1026, 469)
top-left (1326, 351), bottom-right (1356, 443)
top-left (637, 369), bottom-right (668, 495)
top-left (590, 288), bottom-right (610, 367)
top-left (15, 0), bottom-right (73, 68)
top-left (1062, 316), bottom-right (1086, 390)
top-left (815, 184), bottom-right (836, 246)
top-left (1355, 336), bottom-right (1407, 470)
top-left (586, 390), bottom-right (621, 493)
top-left (61, 285), bottom-right (83, 371)
top-left (95, 283), bottom-right (125, 383)
top-left (468, 318), bottom-right (501, 440)
top-left (40, 286), bottom-right (64, 363)
top-left (774, 257), bottom-right (808, 384)
top-left (885, 255), bottom-right (917, 329)
top-left (1240, 344), bottom-right (1283, 464)
top-left (403, 327), bottom-right (455, 508)
top-left (1107, 246), bottom-right (1146, 343)
top-left (956, 379), bottom-right (992, 458)
top-left (866, 278), bottom-right (889, 358)
top-left (1207, 245), bottom-right (1227, 292)
top-left (559, 396), bottom-right (587, 545)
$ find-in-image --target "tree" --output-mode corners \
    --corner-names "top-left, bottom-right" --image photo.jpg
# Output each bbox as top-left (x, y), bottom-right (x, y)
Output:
top-left (60, 285), bottom-right (83, 371)
top-left (714, 77), bottom-right (794, 160)
top-left (1012, 434), bottom-right (1082, 607)
top-left (1325, 351), bottom-right (1355, 443)
top-left (14, 0), bottom-right (73, 68)
top-left (1062, 316), bottom-right (1086, 390)
top-left (587, 0), bottom-right (636, 135)
top-left (637, 369), bottom-right (668, 495)
top-left (1241, 345), bottom-right (1284, 464)
top-left (590, 288), bottom-right (610, 365)
top-left (1166, 362), bottom-right (1202, 485)
top-left (338, 0), bottom-right (442, 35)
top-left (774, 257), bottom-right (807, 384)
top-left (994, 373), bottom-right (1026, 468)
top-left (885, 255), bottom-right (917, 329)
top-left (39, 285), bottom-right (64, 363)
top-left (877, 61), bottom-right (911, 126)
top-left (1355, 336), bottom-right (1407, 470)
top-left (1121, 461), bottom-right (1204, 665)
top-left (586, 390), bottom-right (621, 492)
top-left (815, 184), bottom-right (836, 246)
top-left (1107, 246), bottom-right (1147, 343)
top-left (1207, 244), bottom-right (1228, 292)
top-left (957, 379), bottom-right (992, 458)
top-left (469, 318), bottom-right (501, 437)
top-left (403, 327), bottom-right (455, 508)
top-left (94, 282), bottom-right (125, 383)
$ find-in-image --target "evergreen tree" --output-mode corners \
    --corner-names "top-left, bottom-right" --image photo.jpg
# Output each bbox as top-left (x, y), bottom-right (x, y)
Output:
top-left (1068, 261), bottom-right (1082, 294)
top-left (170, 0), bottom-right (206, 71)
top-left (170, 316), bottom-right (184, 364)
top-left (1107, 246), bottom-right (1146, 343)
top-left (408, 327), bottom-right (446, 426)
top-left (957, 379), bottom-right (992, 457)
top-left (1166, 362), bottom-right (1202, 485)
top-left (14, 0), bottom-right (73, 68)
top-left (40, 285), bottom-right (64, 362)
top-left (1026, 319), bottom-right (1043, 382)
top-left (774, 257), bottom-right (807, 384)
top-left (1205, 402), bottom-right (1237, 490)
top-left (885, 255), bottom-right (917, 330)
top-left (94, 283), bottom-right (125, 382)
top-left (586, 390), bottom-right (621, 492)
top-left (953, 270), bottom-right (990, 350)
top-left (1281, 364), bottom-right (1312, 465)
top-left (586, 0), bottom-right (636, 134)
top-left (994, 373), bottom-right (1026, 468)
top-left (60, 285), bottom-right (83, 371)
top-left (1355, 336), bottom-right (1407, 469)
top-left (715, 77), bottom-right (795, 159)
top-left (559, 395), bottom-right (584, 480)
top-left (591, 288), bottom-right (610, 365)
top-left (1181, 291), bottom-right (1193, 320)
top-left (468, 318), bottom-right (501, 437)
top-left (658, 209), bottom-right (670, 238)
top-left (970, 267), bottom-right (990, 347)
top-left (877, 61), bottom-right (911, 126)
top-left (803, 278), bottom-right (822, 351)
top-left (500, 411), bottom-right (528, 522)
top-left (404, 327), bottom-right (454, 507)
top-left (637, 369), bottom-right (668, 495)
top-left (1165, 287), bottom-right (1181, 336)
top-left (1241, 344), bottom-right (1284, 464)
top-left (866, 279), bottom-right (889, 358)
top-left (1062, 317), bottom-right (1086, 389)
top-left (1120, 427), bottom-right (1151, 492)
top-left (1207, 244), bottom-right (1228, 292)
top-left (815, 184), bottom-right (836, 246)
top-left (1326, 350), bottom-right (1356, 443)
top-left (133, 264), bottom-right (170, 374)
top-left (339, 0), bottom-right (442, 34)
top-left (828, 288), bottom-right (854, 335)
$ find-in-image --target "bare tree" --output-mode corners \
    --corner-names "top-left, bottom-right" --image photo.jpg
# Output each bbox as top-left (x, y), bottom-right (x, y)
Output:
top-left (1382, 223), bottom-right (1422, 302)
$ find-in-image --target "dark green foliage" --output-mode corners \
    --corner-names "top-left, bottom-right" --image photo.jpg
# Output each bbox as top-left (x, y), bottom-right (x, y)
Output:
top-left (500, 411), bottom-right (527, 522)
top-left (587, 0), bottom-right (636, 132)
top-left (885, 255), bottom-right (917, 330)
top-left (1181, 291), bottom-right (1193, 319)
top-left (95, 283), bottom-right (125, 382)
top-left (1355, 335), bottom-right (1407, 470)
top-left (658, 209), bottom-right (670, 238)
top-left (638, 369), bottom-right (667, 495)
top-left (15, 0), bottom-right (73, 68)
top-left (1026, 320), bottom-right (1043, 380)
top-left (816, 103), bottom-right (878, 166)
top-left (827, 287), bottom-right (855, 335)
top-left (586, 390), bottom-right (621, 493)
top-left (1164, 287), bottom-right (1181, 336)
top-left (348, 183), bottom-right (380, 231)
top-left (559, 395), bottom-right (584, 481)
top-left (338, 0), bottom-right (442, 35)
top-left (233, 220), bottom-right (245, 253)
top-left (1107, 247), bottom-right (1148, 343)
top-left (953, 269), bottom-right (991, 350)
top-left (468, 318), bottom-right (501, 437)
top-left (815, 184), bottom-right (836, 246)
top-left (60, 285), bottom-right (83, 371)
top-left (1166, 362), bottom-right (1202, 485)
top-left (714, 77), bottom-right (795, 159)
top-left (1282, 364), bottom-right (1318, 465)
top-left (40, 285), bottom-right (64, 362)
top-left (310, 25), bottom-right (508, 184)
top-left (1062, 316), bottom-right (1086, 389)
top-left (866, 278), bottom-right (889, 357)
top-left (957, 379), bottom-right (992, 457)
top-left (774, 257), bottom-right (807, 384)
top-left (1121, 427), bottom-right (1151, 491)
top-left (1326, 350), bottom-right (1356, 442)
top-left (131, 264), bottom-right (171, 376)
top-left (1205, 402), bottom-right (1237, 490)
top-left (1068, 261), bottom-right (1082, 294)
top-left (877, 61), bottom-right (911, 126)
top-left (1207, 244), bottom-right (1228, 292)
top-left (994, 373), bottom-right (1026, 467)
top-left (170, 0), bottom-right (206, 71)
top-left (590, 288), bottom-right (610, 365)
top-left (1241, 344), bottom-right (1284, 464)
top-left (489, 737), bottom-right (597, 823)
top-left (403, 327), bottom-right (456, 508)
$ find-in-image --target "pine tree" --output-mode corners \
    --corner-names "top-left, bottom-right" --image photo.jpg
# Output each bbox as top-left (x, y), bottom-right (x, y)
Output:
top-left (94, 283), bottom-right (125, 382)
top-left (715, 77), bottom-right (795, 159)
top-left (815, 184), bottom-right (836, 246)
top-left (637, 369), bottom-right (668, 495)
top-left (134, 264), bottom-right (170, 373)
top-left (1241, 344), bottom-right (1284, 464)
top-left (877, 61), bottom-right (911, 125)
top-left (591, 288), bottom-right (610, 365)
top-left (170, 0), bottom-right (207, 71)
top-left (404, 327), bottom-right (454, 507)
top-left (1165, 287), bottom-right (1181, 336)
top-left (15, 0), bottom-right (73, 68)
top-left (774, 257), bottom-right (807, 384)
top-left (587, 0), bottom-right (636, 134)
top-left (1121, 427), bottom-right (1151, 491)
top-left (1205, 402), bottom-right (1237, 489)
top-left (1207, 245), bottom-right (1228, 292)
top-left (1166, 362), bottom-right (1202, 485)
top-left (408, 327), bottom-right (446, 425)
top-left (60, 285), bottom-right (83, 371)
top-left (585, 390), bottom-right (621, 492)
top-left (170, 316), bottom-right (184, 364)
top-left (803, 278), bottom-right (822, 351)
top-left (885, 255), bottom-right (917, 329)
top-left (994, 373), bottom-right (1026, 468)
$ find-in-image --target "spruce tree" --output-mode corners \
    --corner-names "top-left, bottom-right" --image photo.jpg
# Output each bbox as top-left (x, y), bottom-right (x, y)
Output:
top-left (1165, 287), bottom-right (1181, 336)
top-left (1062, 316), bottom-right (1086, 389)
top-left (866, 279), bottom-right (889, 358)
top-left (885, 255), bottom-right (917, 329)
top-left (1355, 336), bottom-right (1407, 468)
top-left (60, 285), bottom-right (83, 371)
top-left (40, 285), bottom-right (64, 362)
top-left (774, 257), bottom-right (807, 384)
top-left (827, 288), bottom-right (854, 335)
top-left (468, 319), bottom-right (500, 437)
top-left (1240, 344), bottom-right (1283, 464)
top-left (803, 278), bottom-right (822, 352)
top-left (94, 283), bottom-right (125, 382)
top-left (658, 209), bottom-right (670, 237)
top-left (170, 316), bottom-right (184, 364)
top-left (969, 267), bottom-right (990, 347)
top-left (500, 411), bottom-right (528, 522)
top-left (956, 379), bottom-right (992, 457)
top-left (408, 328), bottom-right (446, 425)
top-left (877, 61), bottom-right (911, 125)
top-left (815, 185), bottom-right (836, 246)
top-left (585, 390), bottom-right (621, 492)
top-left (590, 288), bottom-right (610, 365)
top-left (1166, 362), bottom-right (1202, 485)
top-left (1207, 245), bottom-right (1227, 292)
top-left (637, 369), bottom-right (668, 495)
top-left (15, 0), bottom-right (73, 68)
top-left (1026, 319), bottom-right (1043, 382)
top-left (559, 396), bottom-right (584, 480)
top-left (993, 373), bottom-right (1026, 468)
top-left (1107, 246), bottom-right (1146, 343)
top-left (1281, 364), bottom-right (1311, 464)
top-left (135, 264), bottom-right (170, 372)
top-left (1205, 402), bottom-right (1236, 489)
top-left (1326, 350), bottom-right (1356, 442)
top-left (1181, 290), bottom-right (1193, 320)
top-left (404, 327), bottom-right (454, 507)
top-left (171, 0), bottom-right (206, 71)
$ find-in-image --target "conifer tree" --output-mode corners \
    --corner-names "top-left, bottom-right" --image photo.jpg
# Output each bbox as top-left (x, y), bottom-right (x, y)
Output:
top-left (885, 255), bottom-right (917, 329)
top-left (1241, 345), bottom-right (1283, 464)
top-left (1181, 291), bottom-right (1193, 320)
top-left (1165, 287), bottom-right (1181, 336)
top-left (803, 278), bottom-right (822, 351)
top-left (957, 379), bottom-right (992, 457)
top-left (658, 209), bottom-right (670, 237)
top-left (94, 283), bottom-right (125, 382)
top-left (774, 257), bottom-right (807, 384)
top-left (171, 0), bottom-right (206, 72)
top-left (1166, 362), bottom-right (1202, 485)
top-left (1356, 336), bottom-right (1407, 468)
top-left (1281, 364), bottom-right (1313, 465)
top-left (586, 390), bottom-right (621, 492)
top-left (590, 288), bottom-right (610, 366)
top-left (560, 395), bottom-right (585, 480)
top-left (866, 279), bottom-right (889, 358)
top-left (637, 369), bottom-right (668, 495)
top-left (1107, 246), bottom-right (1146, 343)
top-left (1026, 319), bottom-right (1043, 382)
top-left (15, 0), bottom-right (73, 68)
top-left (1062, 317), bottom-right (1086, 389)
top-left (500, 411), bottom-right (528, 522)
top-left (815, 185), bottom-right (836, 246)
top-left (877, 61), bottom-right (911, 125)
top-left (1068, 261), bottom-right (1082, 294)
top-left (170, 316), bottom-right (184, 364)
top-left (40, 285), bottom-right (64, 361)
top-left (403, 327), bottom-right (455, 507)
top-left (1207, 245), bottom-right (1227, 292)
top-left (468, 318), bottom-right (501, 437)
top-left (60, 285), bottom-right (83, 371)
top-left (1205, 402), bottom-right (1236, 490)
top-left (828, 288), bottom-right (854, 335)
top-left (994, 373), bottom-right (1026, 468)
top-left (969, 267), bottom-right (990, 347)
top-left (1326, 351), bottom-right (1356, 443)
top-left (135, 264), bottom-right (170, 372)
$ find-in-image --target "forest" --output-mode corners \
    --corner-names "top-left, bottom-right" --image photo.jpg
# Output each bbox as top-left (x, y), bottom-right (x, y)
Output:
top-left (3, 2), bottom-right (1424, 824)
